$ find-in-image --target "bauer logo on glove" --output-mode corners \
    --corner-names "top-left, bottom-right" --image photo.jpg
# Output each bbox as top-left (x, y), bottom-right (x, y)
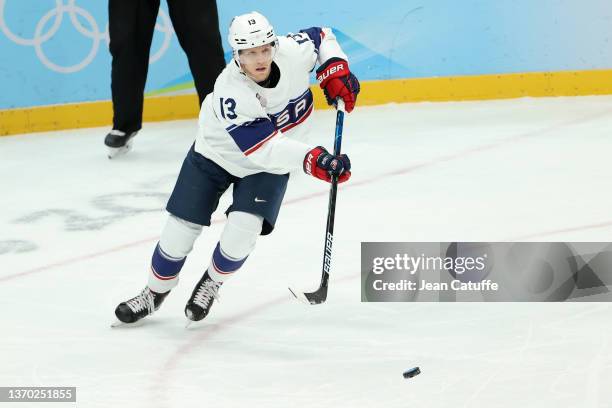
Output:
top-left (316, 57), bottom-right (360, 113)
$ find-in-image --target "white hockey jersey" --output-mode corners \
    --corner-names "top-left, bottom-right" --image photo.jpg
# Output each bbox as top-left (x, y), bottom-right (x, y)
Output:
top-left (194, 27), bottom-right (347, 178)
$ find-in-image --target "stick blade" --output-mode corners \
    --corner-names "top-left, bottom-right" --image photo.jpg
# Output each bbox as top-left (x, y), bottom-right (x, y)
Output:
top-left (288, 285), bottom-right (328, 305)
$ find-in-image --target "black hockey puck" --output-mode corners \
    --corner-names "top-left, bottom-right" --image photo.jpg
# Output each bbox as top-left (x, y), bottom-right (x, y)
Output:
top-left (403, 367), bottom-right (421, 379)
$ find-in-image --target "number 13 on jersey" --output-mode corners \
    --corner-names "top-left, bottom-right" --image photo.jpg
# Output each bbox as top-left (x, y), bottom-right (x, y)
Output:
top-left (220, 98), bottom-right (237, 120)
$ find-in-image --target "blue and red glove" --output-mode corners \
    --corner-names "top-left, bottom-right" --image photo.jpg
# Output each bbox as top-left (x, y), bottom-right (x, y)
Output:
top-left (304, 146), bottom-right (351, 183)
top-left (316, 57), bottom-right (360, 113)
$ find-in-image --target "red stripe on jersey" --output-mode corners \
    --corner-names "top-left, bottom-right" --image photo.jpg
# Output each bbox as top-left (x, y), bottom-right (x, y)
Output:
top-left (280, 103), bottom-right (314, 134)
top-left (244, 130), bottom-right (279, 156)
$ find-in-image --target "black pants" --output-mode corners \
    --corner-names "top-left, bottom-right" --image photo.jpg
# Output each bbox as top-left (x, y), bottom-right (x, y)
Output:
top-left (108, 0), bottom-right (225, 133)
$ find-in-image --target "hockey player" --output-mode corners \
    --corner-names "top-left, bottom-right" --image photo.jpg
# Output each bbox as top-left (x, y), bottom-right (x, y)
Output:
top-left (113, 11), bottom-right (360, 325)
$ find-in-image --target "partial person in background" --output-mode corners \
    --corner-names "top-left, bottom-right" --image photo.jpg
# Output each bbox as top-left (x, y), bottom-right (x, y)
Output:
top-left (104, 0), bottom-right (225, 158)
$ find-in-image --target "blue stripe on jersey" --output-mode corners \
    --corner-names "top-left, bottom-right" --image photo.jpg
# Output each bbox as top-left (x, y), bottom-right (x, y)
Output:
top-left (269, 89), bottom-right (314, 131)
top-left (226, 118), bottom-right (277, 155)
top-left (298, 27), bottom-right (323, 53)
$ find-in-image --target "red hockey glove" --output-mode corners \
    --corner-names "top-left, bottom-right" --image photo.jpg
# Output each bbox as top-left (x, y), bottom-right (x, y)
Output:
top-left (304, 146), bottom-right (351, 183)
top-left (316, 57), bottom-right (360, 113)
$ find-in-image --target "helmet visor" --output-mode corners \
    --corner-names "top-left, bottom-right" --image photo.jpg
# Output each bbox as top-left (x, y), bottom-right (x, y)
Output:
top-left (238, 43), bottom-right (277, 66)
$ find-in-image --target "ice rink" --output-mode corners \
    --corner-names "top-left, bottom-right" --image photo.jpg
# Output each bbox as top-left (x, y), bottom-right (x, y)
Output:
top-left (1, 96), bottom-right (612, 407)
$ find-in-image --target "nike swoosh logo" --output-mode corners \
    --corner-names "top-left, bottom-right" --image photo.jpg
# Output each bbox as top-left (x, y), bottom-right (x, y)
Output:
top-left (254, 198), bottom-right (267, 203)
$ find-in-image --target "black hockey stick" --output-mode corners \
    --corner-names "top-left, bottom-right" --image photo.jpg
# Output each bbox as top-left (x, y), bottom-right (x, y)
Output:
top-left (289, 99), bottom-right (345, 305)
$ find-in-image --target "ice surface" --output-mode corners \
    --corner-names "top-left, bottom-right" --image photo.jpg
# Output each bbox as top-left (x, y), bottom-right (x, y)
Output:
top-left (1, 97), bottom-right (611, 407)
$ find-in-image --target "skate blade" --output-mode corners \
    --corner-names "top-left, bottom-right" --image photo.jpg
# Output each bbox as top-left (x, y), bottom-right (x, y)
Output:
top-left (107, 141), bottom-right (134, 159)
top-left (110, 319), bottom-right (145, 328)
top-left (184, 310), bottom-right (198, 328)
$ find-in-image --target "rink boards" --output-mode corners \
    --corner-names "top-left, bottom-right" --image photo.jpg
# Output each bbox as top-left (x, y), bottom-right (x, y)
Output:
top-left (1, 68), bottom-right (611, 137)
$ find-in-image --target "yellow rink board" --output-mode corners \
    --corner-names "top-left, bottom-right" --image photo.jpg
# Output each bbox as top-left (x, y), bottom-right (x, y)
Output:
top-left (1, 69), bottom-right (611, 136)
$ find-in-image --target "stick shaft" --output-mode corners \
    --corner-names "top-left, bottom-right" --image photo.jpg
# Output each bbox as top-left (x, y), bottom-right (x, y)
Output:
top-left (319, 101), bottom-right (345, 287)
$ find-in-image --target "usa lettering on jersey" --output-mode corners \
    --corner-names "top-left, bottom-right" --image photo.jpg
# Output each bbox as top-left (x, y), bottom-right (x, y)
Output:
top-left (269, 89), bottom-right (314, 133)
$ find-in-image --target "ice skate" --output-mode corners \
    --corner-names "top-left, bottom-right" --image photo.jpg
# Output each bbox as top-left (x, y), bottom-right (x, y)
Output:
top-left (112, 287), bottom-right (169, 327)
top-left (184, 272), bottom-right (222, 325)
top-left (104, 130), bottom-right (138, 159)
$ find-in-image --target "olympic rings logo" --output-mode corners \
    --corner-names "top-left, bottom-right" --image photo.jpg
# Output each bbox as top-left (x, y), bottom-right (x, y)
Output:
top-left (0, 0), bottom-right (174, 73)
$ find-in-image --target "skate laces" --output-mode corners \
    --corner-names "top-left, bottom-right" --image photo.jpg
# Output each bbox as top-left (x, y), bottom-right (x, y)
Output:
top-left (126, 288), bottom-right (155, 314)
top-left (109, 129), bottom-right (126, 136)
top-left (193, 279), bottom-right (221, 308)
